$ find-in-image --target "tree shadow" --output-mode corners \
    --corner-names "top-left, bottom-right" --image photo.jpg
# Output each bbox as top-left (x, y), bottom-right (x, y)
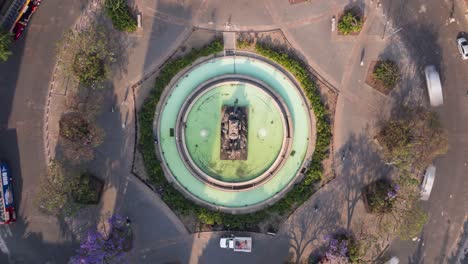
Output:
top-left (447, 219), bottom-right (468, 264)
top-left (343, 0), bottom-right (366, 17)
top-left (336, 132), bottom-right (393, 230)
top-left (279, 180), bottom-right (344, 262)
top-left (378, 1), bottom-right (443, 115)
top-left (0, 215), bottom-right (77, 263)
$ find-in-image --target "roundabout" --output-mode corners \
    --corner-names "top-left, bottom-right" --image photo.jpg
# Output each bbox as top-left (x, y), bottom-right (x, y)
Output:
top-left (156, 54), bottom-right (315, 213)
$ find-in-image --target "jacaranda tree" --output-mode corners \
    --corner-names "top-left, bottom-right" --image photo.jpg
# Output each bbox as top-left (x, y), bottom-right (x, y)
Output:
top-left (70, 215), bottom-right (132, 264)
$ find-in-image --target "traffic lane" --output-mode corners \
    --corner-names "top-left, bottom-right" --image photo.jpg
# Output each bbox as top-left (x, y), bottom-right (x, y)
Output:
top-left (0, 221), bottom-right (76, 264)
top-left (197, 233), bottom-right (290, 264)
top-left (0, 129), bottom-right (22, 211)
top-left (129, 232), bottom-right (291, 264)
top-left (420, 31), bottom-right (468, 262)
top-left (0, 0), bottom-right (89, 261)
top-left (117, 175), bottom-right (189, 244)
top-left (3, 0), bottom-right (85, 216)
top-left (381, 0), bottom-right (468, 261)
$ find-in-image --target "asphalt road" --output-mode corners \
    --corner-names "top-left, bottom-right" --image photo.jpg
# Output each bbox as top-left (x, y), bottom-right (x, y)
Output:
top-left (381, 0), bottom-right (468, 263)
top-left (0, 0), bottom-right (86, 262)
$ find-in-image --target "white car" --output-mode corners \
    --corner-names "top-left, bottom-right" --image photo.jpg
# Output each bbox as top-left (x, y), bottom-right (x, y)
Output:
top-left (420, 165), bottom-right (436, 201)
top-left (457, 37), bottom-right (468, 60)
top-left (424, 66), bottom-right (443, 107)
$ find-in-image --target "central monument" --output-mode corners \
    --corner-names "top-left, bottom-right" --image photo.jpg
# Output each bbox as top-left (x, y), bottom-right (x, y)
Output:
top-left (220, 100), bottom-right (248, 160)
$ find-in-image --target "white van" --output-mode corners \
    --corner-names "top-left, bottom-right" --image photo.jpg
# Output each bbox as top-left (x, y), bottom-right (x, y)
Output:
top-left (424, 65), bottom-right (443, 107)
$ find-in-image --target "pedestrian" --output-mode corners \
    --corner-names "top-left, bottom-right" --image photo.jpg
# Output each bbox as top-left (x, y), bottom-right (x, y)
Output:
top-left (314, 205), bottom-right (319, 212)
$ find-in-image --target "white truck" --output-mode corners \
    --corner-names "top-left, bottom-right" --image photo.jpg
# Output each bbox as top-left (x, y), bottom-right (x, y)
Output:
top-left (219, 236), bottom-right (252, 252)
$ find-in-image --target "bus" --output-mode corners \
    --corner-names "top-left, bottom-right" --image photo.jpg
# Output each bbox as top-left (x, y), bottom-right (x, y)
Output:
top-left (0, 162), bottom-right (16, 224)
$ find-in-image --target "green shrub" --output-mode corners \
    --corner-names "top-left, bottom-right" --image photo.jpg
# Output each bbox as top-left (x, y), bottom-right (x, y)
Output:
top-left (58, 27), bottom-right (115, 88)
top-left (71, 173), bottom-right (103, 204)
top-left (376, 107), bottom-right (448, 171)
top-left (373, 60), bottom-right (399, 89)
top-left (337, 12), bottom-right (363, 35)
top-left (396, 203), bottom-right (428, 240)
top-left (364, 180), bottom-right (398, 213)
top-left (237, 39), bottom-right (253, 49)
top-left (36, 162), bottom-right (102, 216)
top-left (105, 0), bottom-right (137, 32)
top-left (72, 52), bottom-right (106, 86)
top-left (0, 29), bottom-right (12, 62)
top-left (138, 40), bottom-right (332, 228)
top-left (59, 112), bottom-right (105, 163)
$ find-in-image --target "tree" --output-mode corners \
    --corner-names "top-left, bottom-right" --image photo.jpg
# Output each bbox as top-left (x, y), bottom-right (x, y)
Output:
top-left (372, 181), bottom-right (428, 240)
top-left (0, 29), bottom-right (12, 62)
top-left (104, 0), bottom-right (137, 32)
top-left (375, 107), bottom-right (448, 172)
top-left (364, 180), bottom-right (399, 214)
top-left (36, 161), bottom-right (103, 215)
top-left (59, 112), bottom-right (104, 163)
top-left (70, 215), bottom-right (132, 264)
top-left (36, 161), bottom-right (71, 215)
top-left (317, 231), bottom-right (362, 263)
top-left (57, 27), bottom-right (115, 89)
top-left (373, 60), bottom-right (400, 89)
top-left (73, 51), bottom-right (107, 86)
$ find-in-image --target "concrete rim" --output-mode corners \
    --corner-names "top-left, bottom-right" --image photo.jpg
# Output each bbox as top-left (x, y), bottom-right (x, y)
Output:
top-left (175, 75), bottom-right (293, 191)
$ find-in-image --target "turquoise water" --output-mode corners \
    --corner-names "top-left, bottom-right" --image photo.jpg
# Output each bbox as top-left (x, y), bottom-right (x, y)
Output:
top-left (184, 83), bottom-right (284, 182)
top-left (159, 56), bottom-right (310, 208)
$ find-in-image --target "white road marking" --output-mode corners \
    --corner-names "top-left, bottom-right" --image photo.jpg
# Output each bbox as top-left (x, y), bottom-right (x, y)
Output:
top-left (0, 234), bottom-right (10, 255)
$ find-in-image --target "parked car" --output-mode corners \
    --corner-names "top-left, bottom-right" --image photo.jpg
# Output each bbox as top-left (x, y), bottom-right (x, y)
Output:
top-left (457, 37), bottom-right (468, 60)
top-left (424, 65), bottom-right (444, 107)
top-left (420, 165), bottom-right (436, 201)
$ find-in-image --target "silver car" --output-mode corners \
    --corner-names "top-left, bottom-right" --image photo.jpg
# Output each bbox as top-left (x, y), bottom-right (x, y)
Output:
top-left (421, 165), bottom-right (436, 201)
top-left (457, 37), bottom-right (468, 60)
top-left (424, 66), bottom-right (443, 107)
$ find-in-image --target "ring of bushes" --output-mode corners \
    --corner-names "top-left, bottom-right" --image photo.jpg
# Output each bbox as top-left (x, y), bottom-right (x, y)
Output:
top-left (139, 40), bottom-right (332, 228)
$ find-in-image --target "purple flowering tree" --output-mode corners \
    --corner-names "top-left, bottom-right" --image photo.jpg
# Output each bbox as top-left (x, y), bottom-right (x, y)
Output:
top-left (70, 215), bottom-right (132, 264)
top-left (316, 231), bottom-right (361, 263)
top-left (364, 180), bottom-right (399, 214)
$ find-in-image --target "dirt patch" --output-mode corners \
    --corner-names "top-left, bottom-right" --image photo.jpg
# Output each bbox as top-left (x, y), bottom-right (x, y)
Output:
top-left (365, 61), bottom-right (393, 95)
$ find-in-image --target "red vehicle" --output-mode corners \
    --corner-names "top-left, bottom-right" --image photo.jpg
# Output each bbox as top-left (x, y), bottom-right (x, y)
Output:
top-left (12, 0), bottom-right (41, 40)
top-left (0, 162), bottom-right (16, 224)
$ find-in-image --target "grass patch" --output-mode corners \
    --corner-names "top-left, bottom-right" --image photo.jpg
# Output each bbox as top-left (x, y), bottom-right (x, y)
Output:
top-left (138, 40), bottom-right (332, 229)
